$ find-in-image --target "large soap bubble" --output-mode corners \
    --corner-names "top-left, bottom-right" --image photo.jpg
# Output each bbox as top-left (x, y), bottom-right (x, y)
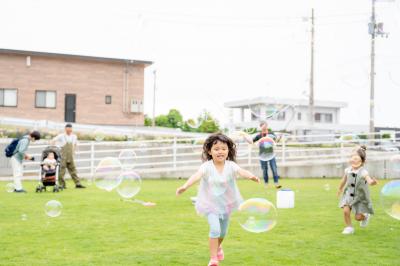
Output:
top-left (258, 136), bottom-right (276, 161)
top-left (237, 198), bottom-right (277, 233)
top-left (116, 171), bottom-right (142, 199)
top-left (381, 180), bottom-right (400, 221)
top-left (94, 157), bottom-right (123, 191)
top-left (45, 200), bottom-right (62, 218)
top-left (229, 131), bottom-right (252, 157)
top-left (119, 149), bottom-right (137, 170)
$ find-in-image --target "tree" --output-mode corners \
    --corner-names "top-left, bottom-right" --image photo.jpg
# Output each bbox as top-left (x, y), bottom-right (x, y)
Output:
top-left (198, 111), bottom-right (219, 133)
top-left (167, 109), bottom-right (183, 128)
top-left (150, 109), bottom-right (219, 133)
top-left (144, 115), bottom-right (153, 126)
top-left (155, 115), bottom-right (169, 127)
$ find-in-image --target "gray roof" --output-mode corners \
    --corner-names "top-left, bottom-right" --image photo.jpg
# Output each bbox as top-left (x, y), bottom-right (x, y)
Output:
top-left (224, 96), bottom-right (347, 109)
top-left (0, 48), bottom-right (153, 65)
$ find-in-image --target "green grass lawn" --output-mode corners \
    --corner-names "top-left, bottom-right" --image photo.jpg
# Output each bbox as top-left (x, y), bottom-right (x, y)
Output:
top-left (0, 179), bottom-right (399, 266)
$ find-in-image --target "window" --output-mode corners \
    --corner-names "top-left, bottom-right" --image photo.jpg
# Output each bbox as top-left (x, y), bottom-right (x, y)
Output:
top-left (314, 113), bottom-right (321, 122)
top-left (325, 113), bottom-right (333, 123)
top-left (277, 112), bottom-right (286, 121)
top-left (297, 112), bottom-right (302, 120)
top-left (0, 89), bottom-right (17, 107)
top-left (314, 113), bottom-right (333, 123)
top-left (35, 90), bottom-right (56, 108)
top-left (105, 95), bottom-right (112, 104)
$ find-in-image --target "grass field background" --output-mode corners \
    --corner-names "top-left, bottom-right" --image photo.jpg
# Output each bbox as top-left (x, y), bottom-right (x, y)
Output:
top-left (0, 179), bottom-right (399, 266)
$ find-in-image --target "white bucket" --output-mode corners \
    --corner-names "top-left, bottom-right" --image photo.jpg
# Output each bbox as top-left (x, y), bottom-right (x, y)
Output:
top-left (276, 189), bottom-right (295, 208)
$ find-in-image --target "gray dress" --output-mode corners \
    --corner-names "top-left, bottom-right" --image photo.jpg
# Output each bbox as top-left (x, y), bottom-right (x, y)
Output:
top-left (339, 166), bottom-right (374, 214)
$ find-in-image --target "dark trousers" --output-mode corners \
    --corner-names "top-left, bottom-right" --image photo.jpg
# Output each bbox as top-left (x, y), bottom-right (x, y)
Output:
top-left (59, 159), bottom-right (81, 186)
top-left (260, 157), bottom-right (279, 184)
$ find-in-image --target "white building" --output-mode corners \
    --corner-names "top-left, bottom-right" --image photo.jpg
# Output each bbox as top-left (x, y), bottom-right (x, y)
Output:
top-left (224, 97), bottom-right (368, 135)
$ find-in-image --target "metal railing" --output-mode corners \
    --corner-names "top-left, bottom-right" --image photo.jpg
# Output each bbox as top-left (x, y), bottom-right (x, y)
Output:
top-left (1, 131), bottom-right (397, 179)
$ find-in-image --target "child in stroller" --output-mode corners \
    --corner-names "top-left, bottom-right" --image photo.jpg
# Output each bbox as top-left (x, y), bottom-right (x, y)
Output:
top-left (42, 152), bottom-right (57, 171)
top-left (36, 146), bottom-right (63, 193)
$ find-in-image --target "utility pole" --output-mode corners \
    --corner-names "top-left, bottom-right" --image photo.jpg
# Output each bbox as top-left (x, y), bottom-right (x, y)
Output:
top-left (369, 0), bottom-right (376, 135)
top-left (152, 69), bottom-right (157, 127)
top-left (309, 8), bottom-right (315, 127)
top-left (368, 0), bottom-right (392, 135)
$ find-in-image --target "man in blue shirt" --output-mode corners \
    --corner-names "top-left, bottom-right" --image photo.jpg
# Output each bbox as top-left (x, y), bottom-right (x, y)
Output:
top-left (251, 121), bottom-right (282, 189)
top-left (10, 131), bottom-right (41, 193)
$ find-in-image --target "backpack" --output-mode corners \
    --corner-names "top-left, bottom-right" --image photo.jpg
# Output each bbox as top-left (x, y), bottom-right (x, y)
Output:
top-left (4, 138), bottom-right (20, 157)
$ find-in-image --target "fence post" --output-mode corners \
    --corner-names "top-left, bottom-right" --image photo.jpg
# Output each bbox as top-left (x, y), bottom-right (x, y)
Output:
top-left (90, 141), bottom-right (95, 176)
top-left (247, 144), bottom-right (252, 166)
top-left (340, 135), bottom-right (344, 164)
top-left (281, 135), bottom-right (286, 164)
top-left (173, 137), bottom-right (177, 170)
top-left (383, 159), bottom-right (387, 179)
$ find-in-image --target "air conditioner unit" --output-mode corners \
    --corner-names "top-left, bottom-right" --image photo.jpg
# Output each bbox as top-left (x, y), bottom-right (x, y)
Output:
top-left (130, 98), bottom-right (143, 113)
top-left (139, 100), bottom-right (144, 113)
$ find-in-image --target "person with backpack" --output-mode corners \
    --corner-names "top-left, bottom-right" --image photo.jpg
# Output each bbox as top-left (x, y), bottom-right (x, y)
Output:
top-left (6, 131), bottom-right (41, 193)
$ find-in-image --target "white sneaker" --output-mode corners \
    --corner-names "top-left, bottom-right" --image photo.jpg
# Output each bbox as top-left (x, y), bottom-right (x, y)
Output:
top-left (342, 226), bottom-right (355, 235)
top-left (360, 213), bottom-right (371, 227)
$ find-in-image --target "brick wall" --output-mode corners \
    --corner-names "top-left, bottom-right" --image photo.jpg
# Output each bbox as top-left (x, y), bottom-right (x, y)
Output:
top-left (0, 53), bottom-right (145, 125)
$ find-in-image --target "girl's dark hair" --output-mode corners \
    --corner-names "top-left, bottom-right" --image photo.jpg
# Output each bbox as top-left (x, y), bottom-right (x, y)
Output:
top-left (30, 130), bottom-right (41, 140)
top-left (355, 145), bottom-right (367, 163)
top-left (202, 133), bottom-right (236, 162)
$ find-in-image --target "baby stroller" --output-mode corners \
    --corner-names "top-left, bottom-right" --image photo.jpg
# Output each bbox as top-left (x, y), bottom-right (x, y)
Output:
top-left (36, 146), bottom-right (63, 193)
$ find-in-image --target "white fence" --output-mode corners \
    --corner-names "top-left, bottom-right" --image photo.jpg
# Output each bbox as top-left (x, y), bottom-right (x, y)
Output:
top-left (1, 131), bottom-right (399, 180)
top-left (0, 116), bottom-right (207, 138)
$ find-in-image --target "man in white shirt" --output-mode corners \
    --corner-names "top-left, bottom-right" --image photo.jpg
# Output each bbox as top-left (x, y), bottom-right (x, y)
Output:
top-left (52, 124), bottom-right (85, 189)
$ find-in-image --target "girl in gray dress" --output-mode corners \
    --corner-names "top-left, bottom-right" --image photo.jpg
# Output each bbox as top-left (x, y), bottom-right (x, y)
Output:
top-left (337, 145), bottom-right (378, 235)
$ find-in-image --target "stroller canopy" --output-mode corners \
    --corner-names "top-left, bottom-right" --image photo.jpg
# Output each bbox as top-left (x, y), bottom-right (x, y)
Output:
top-left (41, 146), bottom-right (62, 162)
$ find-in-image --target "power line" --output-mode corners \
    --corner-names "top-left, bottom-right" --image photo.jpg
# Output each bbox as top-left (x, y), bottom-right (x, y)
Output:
top-left (120, 9), bottom-right (371, 22)
top-left (114, 8), bottom-right (375, 29)
top-left (388, 71), bottom-right (400, 87)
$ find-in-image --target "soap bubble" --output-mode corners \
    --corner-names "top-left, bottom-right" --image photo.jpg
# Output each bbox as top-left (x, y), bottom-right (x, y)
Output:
top-left (243, 128), bottom-right (257, 134)
top-left (229, 131), bottom-right (252, 157)
top-left (237, 198), bottom-right (277, 233)
top-left (323, 184), bottom-right (331, 191)
top-left (45, 200), bottom-right (62, 218)
top-left (127, 134), bottom-right (135, 142)
top-left (118, 149), bottom-right (137, 170)
top-left (94, 129), bottom-right (105, 142)
top-left (94, 157), bottom-right (123, 191)
top-left (116, 171), bottom-right (142, 199)
top-left (248, 104), bottom-right (280, 120)
top-left (380, 180), bottom-right (400, 221)
top-left (258, 136), bottom-right (276, 161)
top-left (5, 183), bottom-right (14, 193)
top-left (192, 138), bottom-right (205, 153)
top-left (390, 155), bottom-right (400, 172)
top-left (187, 119), bottom-right (202, 129)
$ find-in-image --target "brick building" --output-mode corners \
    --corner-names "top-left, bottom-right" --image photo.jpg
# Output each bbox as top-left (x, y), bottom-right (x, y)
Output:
top-left (0, 49), bottom-right (152, 125)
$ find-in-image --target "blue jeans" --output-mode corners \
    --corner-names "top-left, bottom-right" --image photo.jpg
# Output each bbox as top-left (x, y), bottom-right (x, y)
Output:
top-left (260, 157), bottom-right (279, 184)
top-left (207, 213), bottom-right (230, 238)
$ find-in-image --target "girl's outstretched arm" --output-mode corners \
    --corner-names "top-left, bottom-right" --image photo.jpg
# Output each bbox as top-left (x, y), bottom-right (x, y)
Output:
top-left (337, 174), bottom-right (347, 198)
top-left (237, 168), bottom-right (260, 183)
top-left (176, 170), bottom-right (203, 196)
top-left (364, 175), bottom-right (378, 185)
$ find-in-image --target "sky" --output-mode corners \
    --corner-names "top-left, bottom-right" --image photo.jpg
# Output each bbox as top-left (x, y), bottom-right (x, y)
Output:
top-left (1, 0), bottom-right (400, 128)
